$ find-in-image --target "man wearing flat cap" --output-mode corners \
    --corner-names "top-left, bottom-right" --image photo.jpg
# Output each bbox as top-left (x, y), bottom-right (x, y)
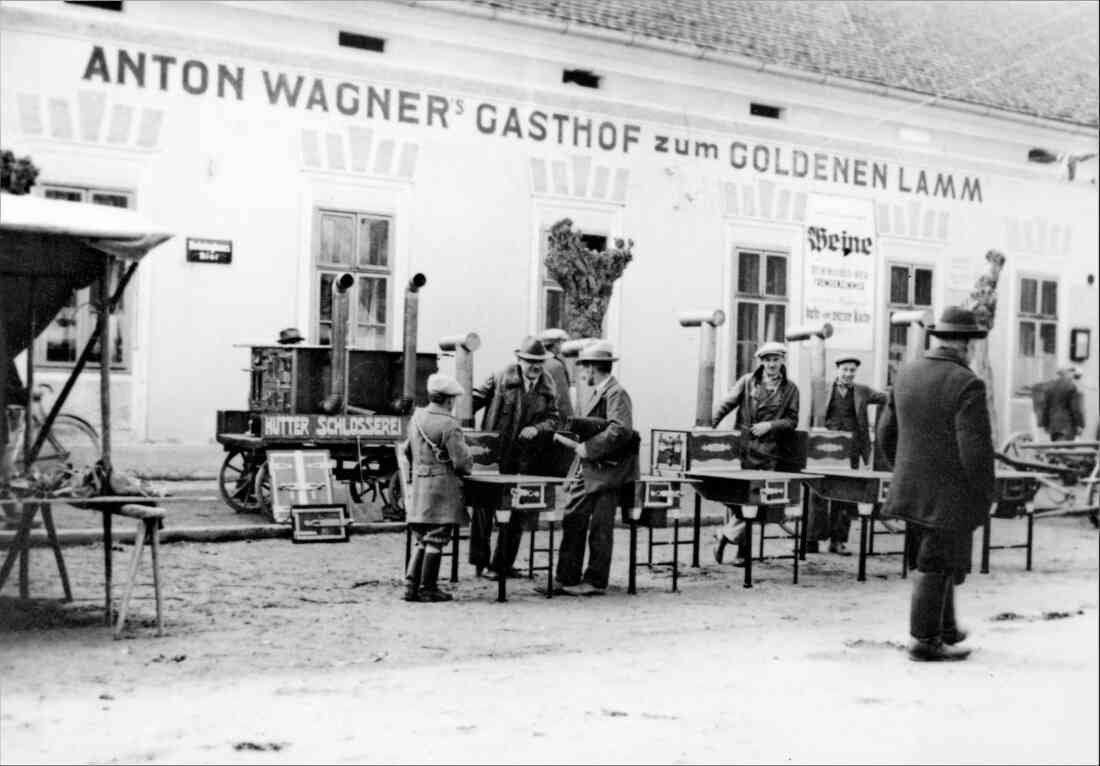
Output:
top-left (401, 374), bottom-right (473, 603)
top-left (711, 341), bottom-right (801, 566)
top-left (806, 355), bottom-right (888, 556)
top-left (468, 336), bottom-right (562, 579)
top-left (878, 306), bottom-right (995, 662)
top-left (554, 340), bottom-right (638, 596)
top-left (1037, 365), bottom-right (1085, 443)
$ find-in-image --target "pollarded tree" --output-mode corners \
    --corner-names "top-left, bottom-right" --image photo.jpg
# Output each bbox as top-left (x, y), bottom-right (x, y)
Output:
top-left (544, 218), bottom-right (634, 339)
top-left (966, 249), bottom-right (1007, 445)
top-left (0, 149), bottom-right (40, 194)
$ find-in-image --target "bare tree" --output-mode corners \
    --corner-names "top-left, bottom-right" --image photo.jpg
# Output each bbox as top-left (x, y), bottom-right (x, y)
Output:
top-left (966, 249), bottom-right (1007, 446)
top-left (544, 219), bottom-right (635, 339)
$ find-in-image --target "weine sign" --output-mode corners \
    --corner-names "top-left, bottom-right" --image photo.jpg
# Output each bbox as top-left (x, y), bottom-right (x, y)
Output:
top-left (803, 195), bottom-right (876, 350)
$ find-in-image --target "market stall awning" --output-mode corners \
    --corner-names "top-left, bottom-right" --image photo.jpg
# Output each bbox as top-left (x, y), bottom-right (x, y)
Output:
top-left (0, 192), bottom-right (173, 357)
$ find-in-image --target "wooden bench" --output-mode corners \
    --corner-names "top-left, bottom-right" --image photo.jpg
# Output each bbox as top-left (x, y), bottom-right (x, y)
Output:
top-left (0, 497), bottom-right (167, 638)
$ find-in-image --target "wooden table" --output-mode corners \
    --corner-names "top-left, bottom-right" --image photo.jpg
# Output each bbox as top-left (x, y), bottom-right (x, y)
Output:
top-left (621, 476), bottom-right (699, 594)
top-left (461, 473), bottom-right (571, 602)
top-left (685, 469), bottom-right (821, 588)
top-left (0, 494), bottom-right (209, 636)
top-left (982, 470), bottom-right (1051, 573)
top-left (801, 467), bottom-right (896, 582)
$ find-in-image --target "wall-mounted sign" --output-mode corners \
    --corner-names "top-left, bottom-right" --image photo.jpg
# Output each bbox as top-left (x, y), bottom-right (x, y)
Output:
top-left (803, 195), bottom-right (877, 350)
top-left (1070, 327), bottom-right (1091, 362)
top-left (186, 237), bottom-right (232, 264)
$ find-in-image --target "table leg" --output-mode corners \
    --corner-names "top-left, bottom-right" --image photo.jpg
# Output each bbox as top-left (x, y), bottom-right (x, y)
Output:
top-left (546, 522), bottom-right (555, 599)
top-left (1026, 512), bottom-right (1034, 571)
top-left (40, 504), bottom-right (72, 601)
top-left (628, 524), bottom-right (637, 595)
top-left (404, 526), bottom-right (411, 570)
top-left (647, 526), bottom-right (654, 568)
top-left (743, 520), bottom-right (753, 589)
top-left (692, 494), bottom-right (701, 568)
top-left (791, 516), bottom-right (799, 585)
top-left (103, 512), bottom-right (114, 624)
top-left (857, 516), bottom-right (868, 582)
top-left (867, 513), bottom-right (876, 555)
top-left (672, 519), bottom-right (680, 593)
top-left (901, 523), bottom-right (909, 579)
top-left (528, 529), bottom-right (535, 579)
top-left (18, 542), bottom-right (28, 599)
top-left (799, 492), bottom-right (809, 561)
top-left (114, 519), bottom-right (148, 639)
top-left (0, 506), bottom-right (36, 592)
top-left (980, 509), bottom-right (992, 574)
top-left (149, 521), bottom-right (163, 636)
top-left (450, 525), bottom-right (460, 584)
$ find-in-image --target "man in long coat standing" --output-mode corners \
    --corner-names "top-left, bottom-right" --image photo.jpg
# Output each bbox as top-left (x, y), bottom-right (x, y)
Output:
top-left (469, 336), bottom-right (561, 579)
top-left (878, 307), bottom-right (995, 662)
top-left (554, 341), bottom-right (638, 595)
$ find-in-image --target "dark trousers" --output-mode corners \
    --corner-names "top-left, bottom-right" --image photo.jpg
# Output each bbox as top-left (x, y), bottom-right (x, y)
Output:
top-left (809, 493), bottom-right (854, 544)
top-left (408, 523), bottom-right (453, 551)
top-left (555, 486), bottom-right (618, 589)
top-left (468, 507), bottom-right (525, 573)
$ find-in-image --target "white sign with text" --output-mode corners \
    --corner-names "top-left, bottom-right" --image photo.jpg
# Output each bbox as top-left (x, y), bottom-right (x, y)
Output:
top-left (803, 194), bottom-right (877, 350)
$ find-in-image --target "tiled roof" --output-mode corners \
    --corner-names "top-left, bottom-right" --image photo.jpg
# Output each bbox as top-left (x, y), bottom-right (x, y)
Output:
top-left (461, 0), bottom-right (1100, 129)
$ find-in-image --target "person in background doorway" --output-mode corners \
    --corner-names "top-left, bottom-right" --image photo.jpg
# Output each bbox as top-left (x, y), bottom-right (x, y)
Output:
top-left (401, 374), bottom-right (473, 603)
top-left (468, 336), bottom-right (561, 580)
top-left (806, 356), bottom-right (888, 556)
top-left (877, 306), bottom-right (995, 662)
top-left (711, 342), bottom-right (800, 566)
top-left (539, 328), bottom-right (574, 420)
top-left (554, 341), bottom-right (638, 596)
top-left (1040, 365), bottom-right (1085, 442)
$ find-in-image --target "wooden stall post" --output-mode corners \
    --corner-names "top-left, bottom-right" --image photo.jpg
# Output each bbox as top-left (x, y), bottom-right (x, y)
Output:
top-left (677, 309), bottom-right (727, 428)
top-left (438, 332), bottom-right (481, 427)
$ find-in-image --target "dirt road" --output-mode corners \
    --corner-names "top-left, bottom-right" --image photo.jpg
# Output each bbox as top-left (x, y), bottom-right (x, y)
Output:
top-left (2, 515), bottom-right (1097, 764)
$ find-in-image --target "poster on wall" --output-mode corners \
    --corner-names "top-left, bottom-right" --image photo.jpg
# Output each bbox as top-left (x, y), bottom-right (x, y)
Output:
top-left (803, 195), bottom-right (877, 350)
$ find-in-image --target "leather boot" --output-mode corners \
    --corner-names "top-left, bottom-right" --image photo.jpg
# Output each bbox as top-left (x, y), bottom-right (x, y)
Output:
top-left (403, 547), bottom-right (425, 602)
top-left (418, 550), bottom-right (453, 602)
top-left (941, 577), bottom-right (969, 645)
top-left (712, 533), bottom-right (728, 564)
top-left (908, 572), bottom-right (970, 662)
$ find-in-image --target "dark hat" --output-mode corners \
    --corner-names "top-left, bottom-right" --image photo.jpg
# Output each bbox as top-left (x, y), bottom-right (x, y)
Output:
top-left (515, 336), bottom-right (551, 361)
top-left (925, 307), bottom-right (988, 339)
top-left (835, 355), bottom-right (861, 367)
top-left (277, 327), bottom-right (305, 345)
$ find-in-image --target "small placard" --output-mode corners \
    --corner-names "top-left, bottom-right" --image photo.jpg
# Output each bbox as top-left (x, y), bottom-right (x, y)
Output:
top-left (651, 429), bottom-right (689, 475)
top-left (290, 504), bottom-right (349, 543)
top-left (186, 237), bottom-right (232, 264)
top-left (510, 483), bottom-right (548, 509)
top-left (643, 481), bottom-right (676, 509)
top-left (877, 479), bottom-right (891, 504)
top-left (759, 479), bottom-right (790, 505)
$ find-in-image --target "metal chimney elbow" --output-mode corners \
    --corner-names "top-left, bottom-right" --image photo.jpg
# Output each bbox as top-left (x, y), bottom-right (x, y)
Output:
top-left (335, 272), bottom-right (355, 293)
top-left (407, 273), bottom-right (427, 294)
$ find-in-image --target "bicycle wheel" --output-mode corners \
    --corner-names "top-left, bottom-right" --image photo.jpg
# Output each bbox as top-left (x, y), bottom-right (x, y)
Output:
top-left (218, 450), bottom-right (263, 513)
top-left (23, 414), bottom-right (102, 479)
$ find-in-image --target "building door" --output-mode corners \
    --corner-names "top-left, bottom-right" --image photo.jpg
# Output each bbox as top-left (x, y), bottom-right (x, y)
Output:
top-left (885, 262), bottom-right (934, 385)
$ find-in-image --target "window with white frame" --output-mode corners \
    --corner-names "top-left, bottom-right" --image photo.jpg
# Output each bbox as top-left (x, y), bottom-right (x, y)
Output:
top-left (1015, 275), bottom-right (1058, 391)
top-left (34, 184), bottom-right (134, 370)
top-left (885, 262), bottom-right (934, 386)
top-left (539, 227), bottom-right (607, 333)
top-left (314, 208), bottom-right (392, 348)
top-left (731, 248), bottom-right (788, 379)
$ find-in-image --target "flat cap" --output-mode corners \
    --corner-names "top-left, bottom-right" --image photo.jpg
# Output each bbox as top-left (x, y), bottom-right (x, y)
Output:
top-left (426, 373), bottom-right (464, 397)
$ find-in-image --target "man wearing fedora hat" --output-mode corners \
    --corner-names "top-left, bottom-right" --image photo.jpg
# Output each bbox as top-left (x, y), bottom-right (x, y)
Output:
top-left (806, 355), bottom-right (888, 556)
top-left (711, 341), bottom-right (801, 567)
top-left (878, 306), bottom-right (995, 662)
top-left (277, 327), bottom-right (305, 345)
top-left (468, 336), bottom-right (562, 579)
top-left (554, 340), bottom-right (638, 596)
top-left (401, 373), bottom-right (473, 602)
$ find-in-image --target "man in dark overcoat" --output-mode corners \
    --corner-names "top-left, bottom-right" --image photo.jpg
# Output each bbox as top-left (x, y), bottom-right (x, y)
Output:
top-left (877, 306), bottom-right (995, 662)
top-left (554, 341), bottom-right (638, 595)
top-left (468, 336), bottom-right (561, 579)
top-left (807, 356), bottom-right (888, 555)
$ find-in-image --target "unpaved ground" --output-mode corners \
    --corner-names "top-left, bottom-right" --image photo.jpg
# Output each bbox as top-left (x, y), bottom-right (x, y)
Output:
top-left (1, 514), bottom-right (1097, 764)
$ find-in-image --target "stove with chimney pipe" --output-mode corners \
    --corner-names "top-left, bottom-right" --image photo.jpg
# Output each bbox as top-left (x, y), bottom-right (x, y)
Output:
top-left (214, 272), bottom-right (440, 522)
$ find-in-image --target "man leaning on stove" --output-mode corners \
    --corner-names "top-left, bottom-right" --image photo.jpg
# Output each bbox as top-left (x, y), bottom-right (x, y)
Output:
top-left (805, 355), bottom-right (888, 556)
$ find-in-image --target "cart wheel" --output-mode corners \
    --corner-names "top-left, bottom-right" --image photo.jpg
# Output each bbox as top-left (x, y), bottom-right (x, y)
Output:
top-left (1001, 432), bottom-right (1033, 461)
top-left (218, 450), bottom-right (262, 513)
top-left (254, 462), bottom-right (273, 517)
top-left (380, 470), bottom-right (405, 521)
top-left (347, 477), bottom-right (376, 505)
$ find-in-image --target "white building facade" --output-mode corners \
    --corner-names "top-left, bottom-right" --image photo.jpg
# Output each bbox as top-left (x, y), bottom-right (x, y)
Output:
top-left (2, 0), bottom-right (1097, 464)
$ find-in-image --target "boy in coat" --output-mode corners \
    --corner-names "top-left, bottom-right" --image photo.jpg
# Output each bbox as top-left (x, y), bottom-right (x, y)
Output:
top-left (554, 341), bottom-right (638, 595)
top-left (877, 307), bottom-right (995, 662)
top-left (402, 374), bottom-right (473, 603)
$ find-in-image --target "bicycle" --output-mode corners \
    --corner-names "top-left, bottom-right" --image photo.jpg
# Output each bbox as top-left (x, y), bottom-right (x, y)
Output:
top-left (10, 383), bottom-right (102, 481)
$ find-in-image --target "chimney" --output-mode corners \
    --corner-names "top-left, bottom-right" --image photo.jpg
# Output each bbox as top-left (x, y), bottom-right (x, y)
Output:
top-left (439, 332), bottom-right (481, 427)
top-left (322, 272), bottom-right (356, 414)
top-left (785, 322), bottom-right (833, 428)
top-left (678, 309), bottom-right (726, 427)
top-left (399, 273), bottom-right (427, 413)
